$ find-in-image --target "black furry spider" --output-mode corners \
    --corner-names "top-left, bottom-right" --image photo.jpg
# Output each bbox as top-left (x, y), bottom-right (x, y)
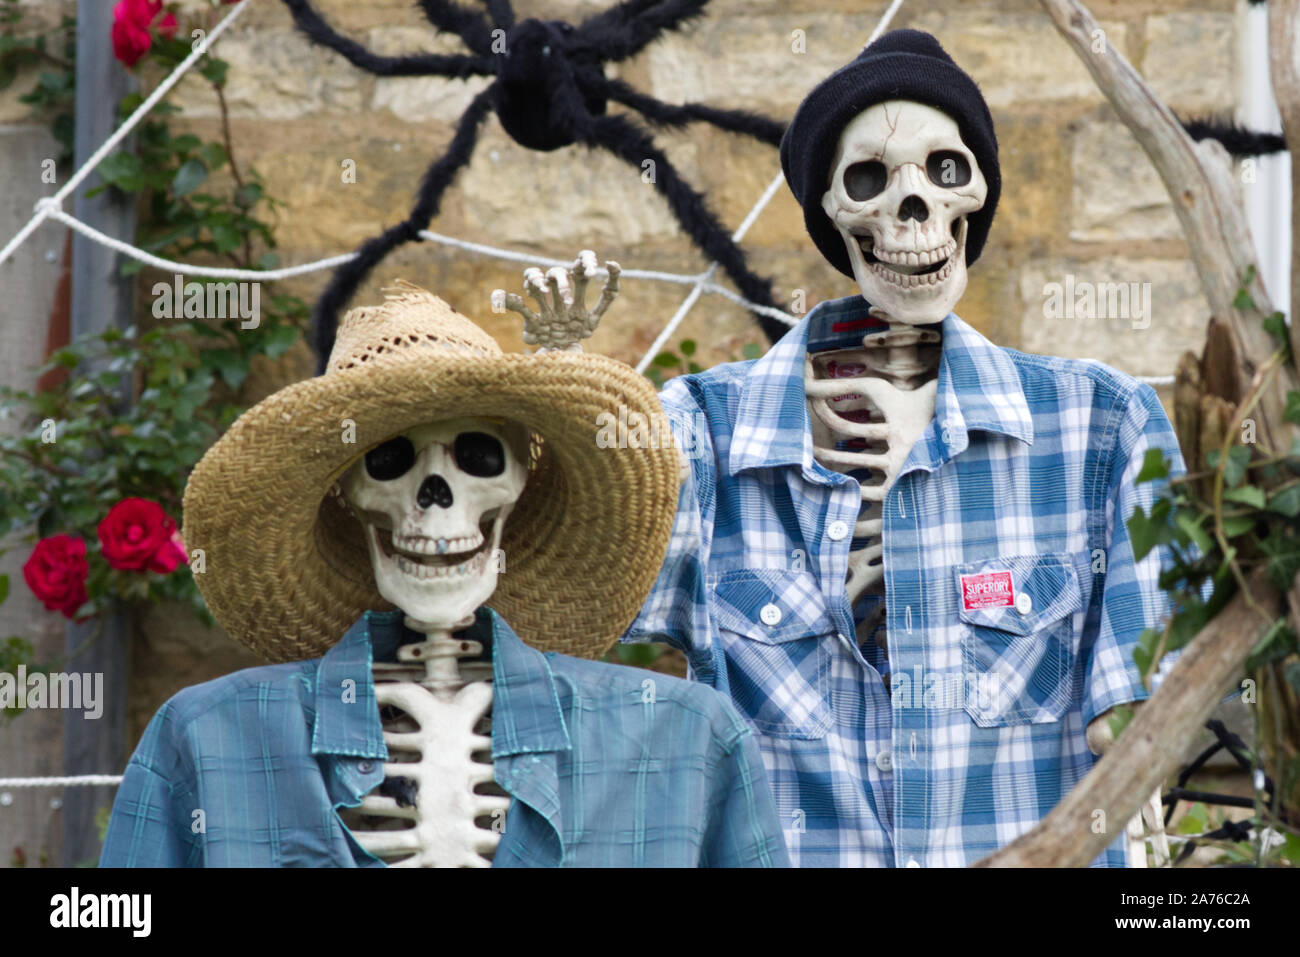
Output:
top-left (283, 0), bottom-right (791, 368)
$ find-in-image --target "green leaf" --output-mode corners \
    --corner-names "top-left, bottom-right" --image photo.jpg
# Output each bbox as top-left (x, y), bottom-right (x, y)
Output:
top-left (1222, 485), bottom-right (1266, 509)
top-left (168, 133), bottom-right (201, 154)
top-left (211, 224), bottom-right (241, 253)
top-left (1286, 391), bottom-right (1300, 426)
top-left (262, 324), bottom-right (299, 360)
top-left (1128, 510), bottom-right (1156, 561)
top-left (1176, 802), bottom-right (1208, 836)
top-left (1221, 515), bottom-right (1256, 538)
top-left (1134, 448), bottom-right (1169, 484)
top-left (1174, 511), bottom-right (1213, 555)
top-left (172, 158), bottom-right (208, 198)
top-left (1267, 485), bottom-right (1300, 517)
top-left (0, 574), bottom-right (8, 605)
top-left (652, 351), bottom-right (679, 368)
top-left (1106, 704), bottom-right (1134, 741)
top-left (199, 142), bottom-right (228, 171)
top-left (199, 57), bottom-right (229, 86)
top-left (1222, 444), bottom-right (1252, 488)
top-left (679, 339), bottom-right (696, 357)
top-left (201, 348), bottom-right (247, 390)
top-left (1264, 311), bottom-right (1288, 344)
top-left (96, 151), bottom-right (144, 191)
top-left (741, 343), bottom-right (763, 361)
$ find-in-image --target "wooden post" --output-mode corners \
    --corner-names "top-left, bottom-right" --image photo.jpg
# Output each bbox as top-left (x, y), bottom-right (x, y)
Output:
top-left (61, 0), bottom-right (136, 867)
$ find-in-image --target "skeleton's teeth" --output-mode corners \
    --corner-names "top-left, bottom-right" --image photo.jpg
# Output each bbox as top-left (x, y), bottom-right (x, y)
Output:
top-left (392, 531), bottom-right (485, 557)
top-left (870, 251), bottom-right (957, 287)
top-left (394, 547), bottom-right (490, 579)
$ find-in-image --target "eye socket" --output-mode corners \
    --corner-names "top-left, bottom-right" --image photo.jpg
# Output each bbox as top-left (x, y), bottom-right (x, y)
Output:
top-left (364, 436), bottom-right (416, 481)
top-left (926, 150), bottom-right (971, 187)
top-left (843, 161), bottom-right (887, 201)
top-left (454, 431), bottom-right (506, 477)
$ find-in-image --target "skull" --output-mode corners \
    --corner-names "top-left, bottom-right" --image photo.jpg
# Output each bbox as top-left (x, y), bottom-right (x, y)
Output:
top-left (821, 100), bottom-right (988, 325)
top-left (340, 417), bottom-right (529, 630)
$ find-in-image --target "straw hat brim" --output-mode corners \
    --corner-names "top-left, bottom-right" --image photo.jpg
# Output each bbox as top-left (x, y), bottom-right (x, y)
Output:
top-left (182, 349), bottom-right (679, 663)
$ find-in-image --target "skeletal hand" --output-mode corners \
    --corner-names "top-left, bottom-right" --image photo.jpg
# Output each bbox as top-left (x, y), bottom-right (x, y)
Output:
top-left (492, 249), bottom-right (621, 353)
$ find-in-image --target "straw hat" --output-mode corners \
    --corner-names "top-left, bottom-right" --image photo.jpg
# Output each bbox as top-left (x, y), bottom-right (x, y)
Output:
top-left (182, 282), bottom-right (680, 663)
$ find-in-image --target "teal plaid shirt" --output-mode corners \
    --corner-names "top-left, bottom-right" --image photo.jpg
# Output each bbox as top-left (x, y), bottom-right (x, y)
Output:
top-left (100, 607), bottom-right (789, 868)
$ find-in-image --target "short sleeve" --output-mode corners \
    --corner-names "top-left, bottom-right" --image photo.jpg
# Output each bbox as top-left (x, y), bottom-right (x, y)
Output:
top-left (700, 730), bottom-right (791, 868)
top-left (1083, 383), bottom-right (1185, 726)
top-left (99, 708), bottom-right (194, 867)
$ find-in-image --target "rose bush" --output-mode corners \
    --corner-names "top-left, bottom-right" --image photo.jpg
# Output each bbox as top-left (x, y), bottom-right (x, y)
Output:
top-left (21, 535), bottom-right (89, 619)
top-left (111, 0), bottom-right (176, 68)
top-left (97, 497), bottom-right (179, 572)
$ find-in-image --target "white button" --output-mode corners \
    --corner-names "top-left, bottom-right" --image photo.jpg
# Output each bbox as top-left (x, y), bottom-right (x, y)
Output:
top-left (906, 857), bottom-right (920, 868)
top-left (875, 751), bottom-right (893, 773)
top-left (1015, 592), bottom-right (1033, 615)
top-left (759, 603), bottom-right (782, 626)
top-left (827, 520), bottom-right (850, 541)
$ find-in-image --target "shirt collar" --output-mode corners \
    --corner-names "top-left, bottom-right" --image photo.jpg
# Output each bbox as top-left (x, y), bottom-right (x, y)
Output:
top-left (309, 607), bottom-right (572, 760)
top-left (311, 611), bottom-right (391, 759)
top-left (728, 294), bottom-right (1033, 477)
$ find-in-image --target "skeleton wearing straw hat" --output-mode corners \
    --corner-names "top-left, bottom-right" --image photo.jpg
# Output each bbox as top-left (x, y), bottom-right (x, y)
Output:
top-left (601, 30), bottom-right (1182, 867)
top-left (100, 259), bottom-right (788, 868)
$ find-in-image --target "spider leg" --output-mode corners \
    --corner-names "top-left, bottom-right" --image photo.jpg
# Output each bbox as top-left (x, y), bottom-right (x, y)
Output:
top-left (584, 112), bottom-right (788, 342)
top-left (601, 77), bottom-right (785, 147)
top-left (417, 0), bottom-right (496, 56)
top-left (312, 87), bottom-right (497, 368)
top-left (574, 0), bottom-right (710, 63)
top-left (482, 0), bottom-right (516, 31)
top-left (283, 0), bottom-right (493, 77)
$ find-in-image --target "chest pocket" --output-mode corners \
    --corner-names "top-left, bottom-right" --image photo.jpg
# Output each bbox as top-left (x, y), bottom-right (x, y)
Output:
top-left (709, 568), bottom-right (835, 739)
top-left (956, 553), bottom-right (1082, 727)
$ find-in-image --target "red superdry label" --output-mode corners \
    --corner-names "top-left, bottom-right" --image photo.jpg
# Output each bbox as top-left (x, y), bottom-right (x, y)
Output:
top-left (960, 571), bottom-right (1014, 610)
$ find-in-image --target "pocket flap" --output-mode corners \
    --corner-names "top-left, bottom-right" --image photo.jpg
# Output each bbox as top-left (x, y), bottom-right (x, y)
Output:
top-left (954, 553), bottom-right (1081, 636)
top-left (709, 568), bottom-right (835, 644)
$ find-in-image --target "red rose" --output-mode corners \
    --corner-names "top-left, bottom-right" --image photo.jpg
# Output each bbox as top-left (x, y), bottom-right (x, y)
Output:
top-left (111, 0), bottom-right (177, 67)
top-left (22, 535), bottom-right (90, 619)
top-left (148, 530), bottom-right (189, 574)
top-left (98, 498), bottom-right (178, 571)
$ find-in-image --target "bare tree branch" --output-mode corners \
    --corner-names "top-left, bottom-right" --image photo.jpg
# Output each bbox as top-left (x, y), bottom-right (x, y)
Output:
top-left (1036, 0), bottom-right (1294, 444)
top-left (1268, 0), bottom-right (1300, 362)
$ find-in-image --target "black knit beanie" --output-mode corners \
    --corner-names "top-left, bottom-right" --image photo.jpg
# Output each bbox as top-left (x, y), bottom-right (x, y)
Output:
top-left (780, 29), bottom-right (1001, 278)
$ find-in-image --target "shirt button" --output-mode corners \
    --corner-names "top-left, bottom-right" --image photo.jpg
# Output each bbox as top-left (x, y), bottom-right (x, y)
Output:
top-left (357, 760), bottom-right (375, 774)
top-left (827, 520), bottom-right (850, 541)
top-left (1015, 592), bottom-right (1033, 615)
top-left (759, 603), bottom-right (782, 626)
top-left (906, 857), bottom-right (921, 868)
top-left (875, 751), bottom-right (893, 773)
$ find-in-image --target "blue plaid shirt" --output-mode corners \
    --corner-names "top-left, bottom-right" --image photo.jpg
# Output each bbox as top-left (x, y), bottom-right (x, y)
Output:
top-left (622, 294), bottom-right (1183, 867)
top-left (101, 607), bottom-right (789, 868)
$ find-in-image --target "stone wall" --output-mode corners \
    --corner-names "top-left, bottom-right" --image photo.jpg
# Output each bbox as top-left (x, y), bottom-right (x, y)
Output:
top-left (158, 0), bottom-right (1242, 387)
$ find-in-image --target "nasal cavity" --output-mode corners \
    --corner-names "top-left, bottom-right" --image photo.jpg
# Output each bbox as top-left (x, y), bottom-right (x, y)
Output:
top-left (417, 474), bottom-right (454, 509)
top-left (898, 195), bottom-right (929, 223)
